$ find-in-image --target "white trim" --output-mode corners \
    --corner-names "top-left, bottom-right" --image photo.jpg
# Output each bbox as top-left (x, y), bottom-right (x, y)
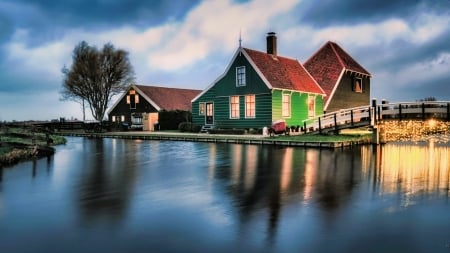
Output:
top-left (192, 47), bottom-right (275, 103)
top-left (133, 84), bottom-right (161, 111)
top-left (241, 49), bottom-right (273, 90)
top-left (236, 66), bottom-right (246, 87)
top-left (308, 94), bottom-right (316, 118)
top-left (107, 84), bottom-right (162, 117)
top-left (229, 95), bottom-right (240, 119)
top-left (282, 93), bottom-right (291, 118)
top-left (192, 48), bottom-right (243, 103)
top-left (244, 94), bottom-right (256, 119)
top-left (324, 68), bottom-right (345, 111)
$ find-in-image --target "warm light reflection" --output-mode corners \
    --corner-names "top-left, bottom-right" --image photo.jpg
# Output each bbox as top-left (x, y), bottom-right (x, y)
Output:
top-left (231, 144), bottom-right (242, 186)
top-left (303, 150), bottom-right (318, 201)
top-left (373, 142), bottom-right (450, 199)
top-left (208, 143), bottom-right (216, 183)
top-left (280, 148), bottom-right (293, 191)
top-left (244, 145), bottom-right (257, 191)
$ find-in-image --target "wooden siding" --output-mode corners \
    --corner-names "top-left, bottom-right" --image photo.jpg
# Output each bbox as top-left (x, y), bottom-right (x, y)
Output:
top-left (326, 72), bottom-right (370, 113)
top-left (108, 93), bottom-right (158, 123)
top-left (192, 51), bottom-right (272, 129)
top-left (272, 89), bottom-right (324, 127)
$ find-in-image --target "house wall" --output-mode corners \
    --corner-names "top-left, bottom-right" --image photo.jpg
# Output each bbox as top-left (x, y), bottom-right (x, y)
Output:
top-left (326, 72), bottom-right (371, 113)
top-left (272, 90), bottom-right (324, 127)
top-left (108, 93), bottom-right (158, 125)
top-left (192, 52), bottom-right (273, 129)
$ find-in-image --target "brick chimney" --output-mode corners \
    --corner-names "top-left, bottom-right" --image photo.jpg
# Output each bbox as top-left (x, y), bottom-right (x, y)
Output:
top-left (266, 32), bottom-right (277, 57)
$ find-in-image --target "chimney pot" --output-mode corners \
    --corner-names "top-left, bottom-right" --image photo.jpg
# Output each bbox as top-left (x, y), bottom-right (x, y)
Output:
top-left (266, 32), bottom-right (277, 57)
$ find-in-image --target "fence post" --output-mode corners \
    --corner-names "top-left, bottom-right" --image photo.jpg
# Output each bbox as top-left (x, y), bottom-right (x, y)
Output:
top-left (372, 99), bottom-right (377, 125)
top-left (350, 110), bottom-right (354, 126)
top-left (447, 103), bottom-right (450, 121)
top-left (334, 113), bottom-right (338, 133)
top-left (422, 103), bottom-right (425, 121)
top-left (318, 117), bottom-right (322, 134)
top-left (399, 104), bottom-right (402, 120)
top-left (381, 99), bottom-right (387, 120)
top-left (303, 121), bottom-right (307, 134)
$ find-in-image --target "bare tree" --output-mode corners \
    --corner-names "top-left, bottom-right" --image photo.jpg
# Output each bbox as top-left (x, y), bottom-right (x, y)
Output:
top-left (61, 41), bottom-right (135, 121)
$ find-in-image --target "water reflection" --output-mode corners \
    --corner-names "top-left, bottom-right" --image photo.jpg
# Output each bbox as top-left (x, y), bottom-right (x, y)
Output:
top-left (369, 141), bottom-right (450, 202)
top-left (1, 138), bottom-right (449, 253)
top-left (76, 138), bottom-right (138, 226)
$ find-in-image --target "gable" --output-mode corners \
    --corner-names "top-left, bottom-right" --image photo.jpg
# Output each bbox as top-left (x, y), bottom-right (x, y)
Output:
top-left (109, 84), bottom-right (200, 115)
top-left (304, 41), bottom-right (371, 106)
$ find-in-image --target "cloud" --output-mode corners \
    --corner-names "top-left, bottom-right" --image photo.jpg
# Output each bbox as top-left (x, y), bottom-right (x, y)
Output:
top-left (146, 0), bottom-right (301, 71)
top-left (0, 0), bottom-right (449, 120)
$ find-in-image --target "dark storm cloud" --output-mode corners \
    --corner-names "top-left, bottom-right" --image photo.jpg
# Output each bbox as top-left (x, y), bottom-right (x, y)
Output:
top-left (297, 0), bottom-right (449, 27)
top-left (0, 0), bottom-right (201, 43)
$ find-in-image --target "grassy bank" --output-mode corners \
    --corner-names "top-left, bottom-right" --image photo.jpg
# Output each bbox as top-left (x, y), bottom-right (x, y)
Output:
top-left (0, 126), bottom-right (66, 167)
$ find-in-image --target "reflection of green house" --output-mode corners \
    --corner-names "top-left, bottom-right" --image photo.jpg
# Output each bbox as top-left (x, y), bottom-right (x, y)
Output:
top-left (192, 32), bottom-right (325, 130)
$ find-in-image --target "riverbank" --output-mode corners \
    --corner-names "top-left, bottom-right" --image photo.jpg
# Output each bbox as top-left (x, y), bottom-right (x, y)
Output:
top-left (0, 126), bottom-right (66, 167)
top-left (60, 129), bottom-right (372, 148)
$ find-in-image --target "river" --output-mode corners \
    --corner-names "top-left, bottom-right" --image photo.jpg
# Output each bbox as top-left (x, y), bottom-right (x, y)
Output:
top-left (0, 137), bottom-right (449, 253)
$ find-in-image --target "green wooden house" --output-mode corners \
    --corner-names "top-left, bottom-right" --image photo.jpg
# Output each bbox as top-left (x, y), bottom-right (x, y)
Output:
top-left (192, 32), bottom-right (325, 130)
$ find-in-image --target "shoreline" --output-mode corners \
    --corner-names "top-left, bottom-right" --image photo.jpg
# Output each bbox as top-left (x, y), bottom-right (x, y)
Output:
top-left (60, 130), bottom-right (372, 148)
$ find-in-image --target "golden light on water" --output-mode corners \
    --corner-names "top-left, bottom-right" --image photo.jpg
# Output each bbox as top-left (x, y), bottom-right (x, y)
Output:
top-left (427, 119), bottom-right (437, 128)
top-left (372, 142), bottom-right (450, 198)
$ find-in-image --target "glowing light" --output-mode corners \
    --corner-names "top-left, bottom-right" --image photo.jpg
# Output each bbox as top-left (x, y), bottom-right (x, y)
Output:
top-left (427, 119), bottom-right (436, 128)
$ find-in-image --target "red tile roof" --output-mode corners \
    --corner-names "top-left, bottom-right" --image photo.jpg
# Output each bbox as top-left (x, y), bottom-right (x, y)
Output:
top-left (243, 48), bottom-right (325, 95)
top-left (135, 85), bottom-right (201, 111)
top-left (304, 41), bottom-right (371, 102)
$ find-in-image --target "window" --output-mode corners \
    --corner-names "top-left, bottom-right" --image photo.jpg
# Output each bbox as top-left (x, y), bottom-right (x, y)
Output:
top-left (126, 95), bottom-right (130, 104)
top-left (282, 94), bottom-right (291, 117)
top-left (230, 96), bottom-right (240, 119)
top-left (121, 115), bottom-right (125, 122)
top-left (199, 103), bottom-right (205, 115)
top-left (135, 94), bottom-right (139, 104)
top-left (236, 66), bottom-right (246, 86)
top-left (353, 77), bottom-right (363, 93)
top-left (245, 95), bottom-right (255, 118)
top-left (308, 96), bottom-right (315, 118)
top-left (112, 116), bottom-right (116, 122)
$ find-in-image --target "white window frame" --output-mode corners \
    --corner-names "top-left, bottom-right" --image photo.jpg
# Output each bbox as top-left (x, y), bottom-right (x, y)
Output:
top-left (282, 94), bottom-right (291, 118)
top-left (236, 66), bottom-right (246, 87)
top-left (199, 102), bottom-right (205, 115)
top-left (245, 94), bottom-right (256, 118)
top-left (230, 96), bottom-right (240, 119)
top-left (308, 95), bottom-right (316, 118)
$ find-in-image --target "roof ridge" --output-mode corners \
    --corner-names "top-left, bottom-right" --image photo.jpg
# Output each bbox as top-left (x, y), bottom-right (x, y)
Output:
top-left (329, 42), bottom-right (346, 69)
top-left (243, 47), bottom-right (299, 62)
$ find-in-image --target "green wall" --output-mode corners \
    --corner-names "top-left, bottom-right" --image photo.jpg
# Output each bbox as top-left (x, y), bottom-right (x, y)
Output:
top-left (192, 50), bottom-right (325, 129)
top-left (272, 89), bottom-right (324, 127)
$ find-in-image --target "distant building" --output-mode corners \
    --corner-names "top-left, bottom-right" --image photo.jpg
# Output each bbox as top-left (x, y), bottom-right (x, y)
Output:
top-left (108, 84), bottom-right (201, 130)
top-left (191, 32), bottom-right (326, 130)
top-left (304, 41), bottom-right (372, 113)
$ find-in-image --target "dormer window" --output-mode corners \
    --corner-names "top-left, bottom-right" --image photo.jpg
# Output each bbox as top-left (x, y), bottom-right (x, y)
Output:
top-left (236, 66), bottom-right (246, 87)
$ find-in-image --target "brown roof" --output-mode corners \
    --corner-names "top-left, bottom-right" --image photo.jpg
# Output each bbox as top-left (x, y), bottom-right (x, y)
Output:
top-left (135, 85), bottom-right (201, 111)
top-left (304, 41), bottom-right (371, 102)
top-left (244, 48), bottom-right (325, 94)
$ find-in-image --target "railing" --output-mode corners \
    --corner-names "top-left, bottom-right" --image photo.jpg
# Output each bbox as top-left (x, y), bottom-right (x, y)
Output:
top-left (302, 101), bottom-right (450, 134)
top-left (378, 101), bottom-right (450, 121)
top-left (303, 105), bottom-right (372, 134)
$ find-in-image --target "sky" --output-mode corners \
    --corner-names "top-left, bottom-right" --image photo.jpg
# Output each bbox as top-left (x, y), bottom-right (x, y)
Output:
top-left (0, 0), bottom-right (449, 121)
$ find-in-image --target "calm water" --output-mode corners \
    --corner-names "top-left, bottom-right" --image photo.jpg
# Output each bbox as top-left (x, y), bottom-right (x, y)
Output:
top-left (0, 137), bottom-right (449, 253)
